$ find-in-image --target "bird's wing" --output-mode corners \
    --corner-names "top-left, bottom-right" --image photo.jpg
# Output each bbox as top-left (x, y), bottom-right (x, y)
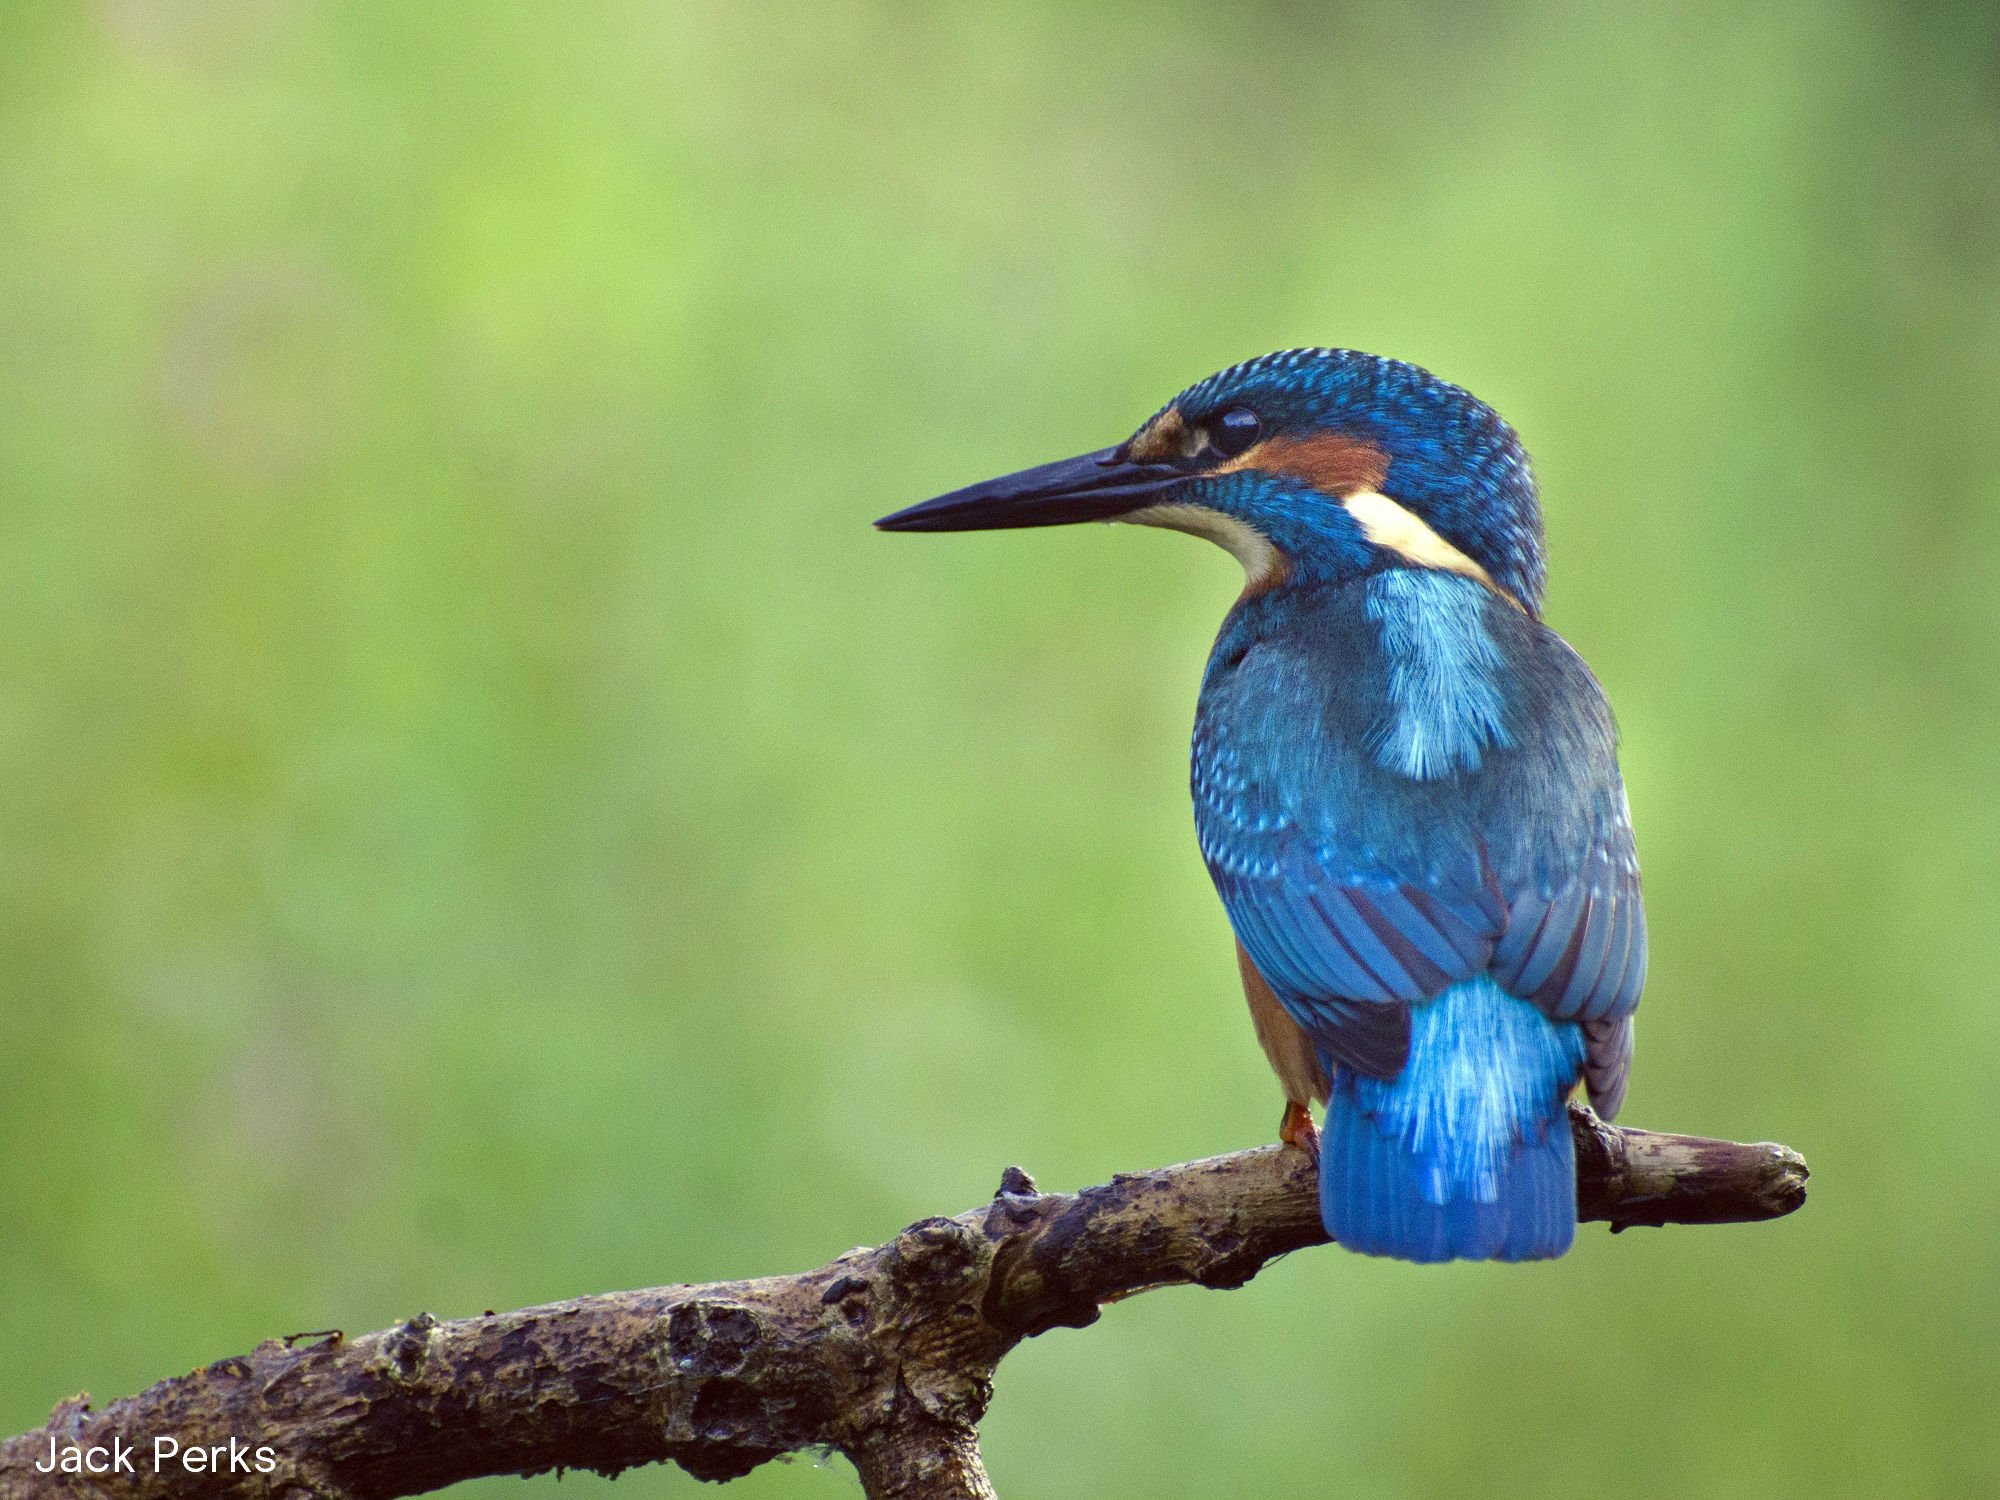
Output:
top-left (1582, 1014), bottom-right (1634, 1120)
top-left (1194, 602), bottom-right (1645, 1104)
top-left (1196, 714), bottom-right (1500, 1078)
top-left (1489, 793), bottom-right (1647, 1026)
top-left (1484, 784), bottom-right (1646, 1119)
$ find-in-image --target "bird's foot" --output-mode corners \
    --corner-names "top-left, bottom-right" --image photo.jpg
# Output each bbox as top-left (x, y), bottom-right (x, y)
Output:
top-left (1279, 1100), bottom-right (1321, 1167)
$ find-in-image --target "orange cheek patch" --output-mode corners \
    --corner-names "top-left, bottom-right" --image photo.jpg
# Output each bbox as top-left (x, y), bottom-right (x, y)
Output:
top-left (1246, 432), bottom-right (1390, 496)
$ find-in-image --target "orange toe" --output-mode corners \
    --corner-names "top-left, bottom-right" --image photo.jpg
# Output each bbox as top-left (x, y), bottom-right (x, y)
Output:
top-left (1279, 1100), bottom-right (1322, 1166)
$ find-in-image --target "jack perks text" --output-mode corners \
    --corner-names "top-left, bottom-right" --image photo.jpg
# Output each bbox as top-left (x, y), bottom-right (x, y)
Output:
top-left (34, 1432), bottom-right (281, 1475)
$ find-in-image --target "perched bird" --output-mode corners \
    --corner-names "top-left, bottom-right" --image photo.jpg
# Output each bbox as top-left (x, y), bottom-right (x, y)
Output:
top-left (877, 349), bottom-right (1644, 1262)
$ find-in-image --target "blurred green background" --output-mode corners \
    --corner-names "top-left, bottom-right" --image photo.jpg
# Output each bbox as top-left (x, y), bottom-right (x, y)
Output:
top-left (3, 2), bottom-right (1997, 1495)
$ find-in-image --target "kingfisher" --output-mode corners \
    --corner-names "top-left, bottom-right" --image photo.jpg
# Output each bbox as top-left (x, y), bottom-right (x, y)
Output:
top-left (876, 349), bottom-right (1644, 1262)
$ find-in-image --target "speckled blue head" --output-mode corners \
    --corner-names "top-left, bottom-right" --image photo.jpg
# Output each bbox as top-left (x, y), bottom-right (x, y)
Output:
top-left (878, 347), bottom-right (1547, 618)
top-left (1149, 349), bottom-right (1545, 611)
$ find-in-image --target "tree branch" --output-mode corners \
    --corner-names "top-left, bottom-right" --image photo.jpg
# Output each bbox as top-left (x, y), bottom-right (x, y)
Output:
top-left (0, 1107), bottom-right (1805, 1499)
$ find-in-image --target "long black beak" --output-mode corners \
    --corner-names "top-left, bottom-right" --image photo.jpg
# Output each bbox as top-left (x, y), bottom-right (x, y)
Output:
top-left (875, 446), bottom-right (1184, 532)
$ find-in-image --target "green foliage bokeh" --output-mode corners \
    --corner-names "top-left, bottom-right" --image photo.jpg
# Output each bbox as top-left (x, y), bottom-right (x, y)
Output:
top-left (2, 3), bottom-right (1996, 1495)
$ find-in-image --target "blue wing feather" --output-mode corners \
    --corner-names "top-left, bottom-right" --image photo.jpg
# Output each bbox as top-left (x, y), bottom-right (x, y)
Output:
top-left (1194, 574), bottom-right (1645, 1105)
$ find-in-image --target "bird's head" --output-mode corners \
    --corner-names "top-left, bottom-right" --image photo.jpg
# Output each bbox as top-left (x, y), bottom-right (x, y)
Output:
top-left (876, 348), bottom-right (1545, 614)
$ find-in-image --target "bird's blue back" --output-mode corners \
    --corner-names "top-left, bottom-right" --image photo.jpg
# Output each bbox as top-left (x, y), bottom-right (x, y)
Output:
top-left (1195, 569), bottom-right (1642, 1259)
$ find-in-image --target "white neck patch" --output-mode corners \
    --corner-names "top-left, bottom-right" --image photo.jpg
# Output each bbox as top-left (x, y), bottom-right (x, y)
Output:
top-left (1342, 490), bottom-right (1517, 607)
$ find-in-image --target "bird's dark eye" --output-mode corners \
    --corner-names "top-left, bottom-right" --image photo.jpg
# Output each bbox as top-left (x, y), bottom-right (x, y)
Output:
top-left (1211, 406), bottom-right (1261, 458)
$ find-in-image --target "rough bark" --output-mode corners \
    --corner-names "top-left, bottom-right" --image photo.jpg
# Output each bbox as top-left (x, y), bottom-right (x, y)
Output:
top-left (0, 1106), bottom-right (1806, 1500)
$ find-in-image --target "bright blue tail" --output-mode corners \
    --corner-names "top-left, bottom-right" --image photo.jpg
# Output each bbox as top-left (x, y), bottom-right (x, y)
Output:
top-left (1321, 977), bottom-right (1586, 1263)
